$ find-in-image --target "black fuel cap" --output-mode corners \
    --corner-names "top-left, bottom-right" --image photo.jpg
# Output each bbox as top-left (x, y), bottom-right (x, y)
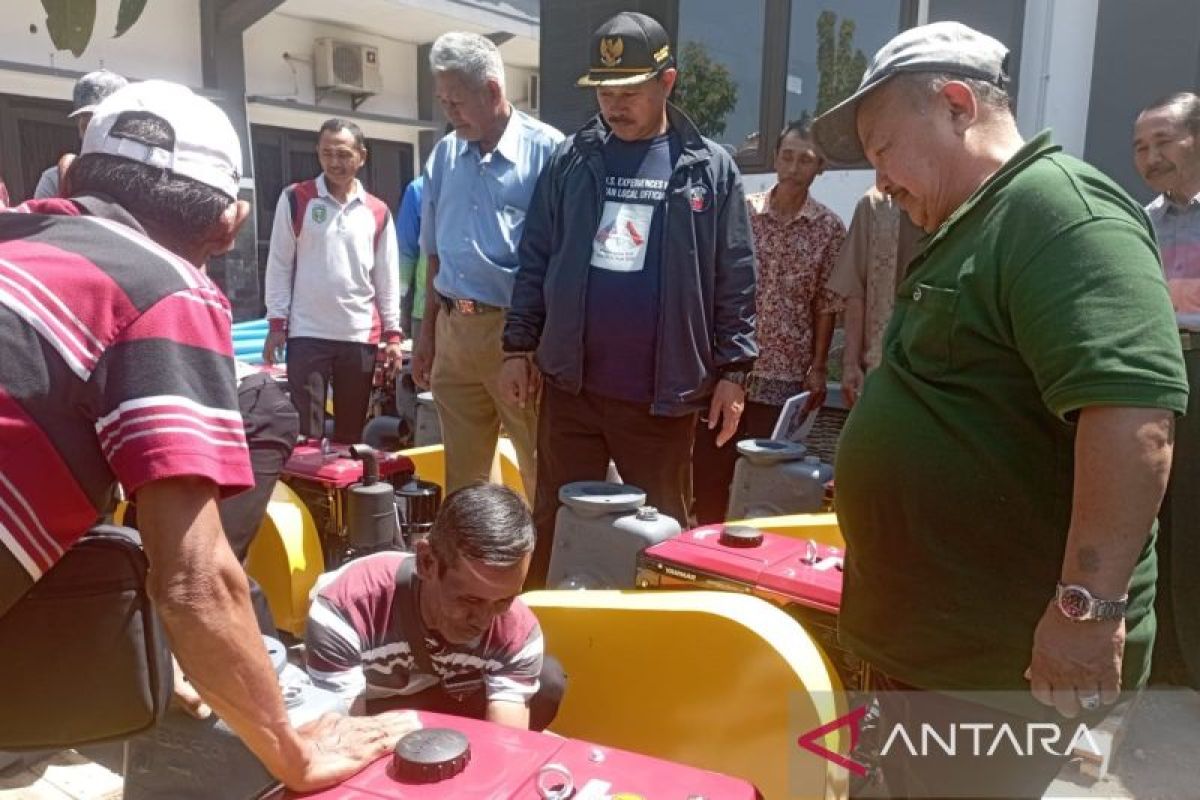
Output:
top-left (719, 525), bottom-right (764, 548)
top-left (392, 728), bottom-right (471, 783)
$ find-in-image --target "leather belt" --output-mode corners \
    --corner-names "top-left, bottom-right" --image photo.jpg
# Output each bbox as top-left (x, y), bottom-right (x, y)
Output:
top-left (439, 293), bottom-right (502, 315)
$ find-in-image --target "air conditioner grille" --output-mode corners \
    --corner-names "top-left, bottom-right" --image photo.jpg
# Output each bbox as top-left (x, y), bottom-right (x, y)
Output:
top-left (332, 44), bottom-right (363, 86)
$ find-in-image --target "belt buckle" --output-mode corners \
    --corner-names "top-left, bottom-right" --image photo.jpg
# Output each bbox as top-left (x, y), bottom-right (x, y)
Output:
top-left (454, 298), bottom-right (476, 315)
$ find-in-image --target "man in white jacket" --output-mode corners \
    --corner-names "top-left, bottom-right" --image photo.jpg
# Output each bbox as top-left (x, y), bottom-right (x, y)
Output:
top-left (263, 118), bottom-right (401, 443)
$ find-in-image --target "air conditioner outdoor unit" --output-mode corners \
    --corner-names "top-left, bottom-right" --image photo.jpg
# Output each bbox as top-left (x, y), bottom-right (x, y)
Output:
top-left (314, 38), bottom-right (383, 95)
top-left (528, 73), bottom-right (541, 114)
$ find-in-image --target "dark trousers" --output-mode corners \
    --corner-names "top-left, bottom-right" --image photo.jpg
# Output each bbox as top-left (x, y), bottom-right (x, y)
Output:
top-left (364, 655), bottom-right (566, 732)
top-left (858, 669), bottom-right (1098, 799)
top-left (529, 384), bottom-right (696, 590)
top-left (691, 400), bottom-right (782, 524)
top-left (286, 337), bottom-right (375, 443)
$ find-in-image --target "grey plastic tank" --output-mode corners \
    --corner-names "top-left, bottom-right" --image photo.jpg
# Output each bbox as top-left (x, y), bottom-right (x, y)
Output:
top-left (124, 636), bottom-right (348, 800)
top-left (414, 391), bottom-right (442, 446)
top-left (547, 481), bottom-right (682, 589)
top-left (725, 438), bottom-right (834, 520)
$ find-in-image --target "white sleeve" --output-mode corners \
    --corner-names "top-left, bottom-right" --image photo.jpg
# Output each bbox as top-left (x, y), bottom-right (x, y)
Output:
top-left (263, 190), bottom-right (297, 322)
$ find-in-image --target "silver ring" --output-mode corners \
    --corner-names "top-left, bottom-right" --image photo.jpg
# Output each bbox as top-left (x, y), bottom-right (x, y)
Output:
top-left (1079, 693), bottom-right (1101, 711)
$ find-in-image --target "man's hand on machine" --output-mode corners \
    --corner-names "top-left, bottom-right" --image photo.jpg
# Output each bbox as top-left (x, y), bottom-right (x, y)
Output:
top-left (282, 710), bottom-right (422, 792)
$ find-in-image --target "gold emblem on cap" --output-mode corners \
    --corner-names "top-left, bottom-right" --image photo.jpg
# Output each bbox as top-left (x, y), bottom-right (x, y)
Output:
top-left (653, 44), bottom-right (670, 63)
top-left (599, 37), bottom-right (624, 68)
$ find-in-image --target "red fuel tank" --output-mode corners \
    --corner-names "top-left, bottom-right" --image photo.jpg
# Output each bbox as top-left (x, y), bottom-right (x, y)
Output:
top-left (278, 712), bottom-right (760, 799)
top-left (637, 523), bottom-right (844, 612)
top-left (637, 524), bottom-right (864, 689)
top-left (282, 444), bottom-right (415, 490)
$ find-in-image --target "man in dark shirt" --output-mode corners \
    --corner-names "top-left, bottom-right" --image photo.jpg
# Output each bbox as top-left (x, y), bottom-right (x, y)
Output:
top-left (500, 12), bottom-right (757, 588)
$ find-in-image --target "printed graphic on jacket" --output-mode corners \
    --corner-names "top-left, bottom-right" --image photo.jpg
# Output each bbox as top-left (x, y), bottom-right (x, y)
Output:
top-left (591, 175), bottom-right (667, 272)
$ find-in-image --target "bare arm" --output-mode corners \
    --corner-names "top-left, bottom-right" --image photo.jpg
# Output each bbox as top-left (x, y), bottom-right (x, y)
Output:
top-left (138, 477), bottom-right (416, 789)
top-left (1027, 406), bottom-right (1174, 716)
top-left (1061, 406), bottom-right (1173, 594)
top-left (802, 311), bottom-right (837, 414)
top-left (411, 254), bottom-right (441, 389)
top-left (421, 254), bottom-right (442, 337)
top-left (139, 477), bottom-right (311, 780)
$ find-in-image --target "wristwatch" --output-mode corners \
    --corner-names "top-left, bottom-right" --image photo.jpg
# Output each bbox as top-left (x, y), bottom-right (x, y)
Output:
top-left (720, 369), bottom-right (748, 387)
top-left (1055, 583), bottom-right (1128, 622)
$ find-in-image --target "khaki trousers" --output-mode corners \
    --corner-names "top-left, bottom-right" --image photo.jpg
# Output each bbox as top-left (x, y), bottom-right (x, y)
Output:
top-left (431, 308), bottom-right (537, 500)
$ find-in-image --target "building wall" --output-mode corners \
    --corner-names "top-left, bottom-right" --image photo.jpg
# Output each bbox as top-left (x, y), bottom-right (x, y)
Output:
top-left (244, 12), bottom-right (420, 118)
top-left (1085, 0), bottom-right (1200, 203)
top-left (0, 0), bottom-right (202, 97)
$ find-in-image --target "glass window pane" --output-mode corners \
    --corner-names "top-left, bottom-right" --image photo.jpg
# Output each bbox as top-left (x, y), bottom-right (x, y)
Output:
top-left (676, 0), bottom-right (767, 159)
top-left (786, 1), bottom-right (904, 126)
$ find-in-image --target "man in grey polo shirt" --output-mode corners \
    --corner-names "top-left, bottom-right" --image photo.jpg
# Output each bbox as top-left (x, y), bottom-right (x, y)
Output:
top-left (34, 69), bottom-right (128, 199)
top-left (412, 32), bottom-right (562, 498)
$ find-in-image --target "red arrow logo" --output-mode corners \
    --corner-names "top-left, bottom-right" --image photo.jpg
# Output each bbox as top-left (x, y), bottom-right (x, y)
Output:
top-left (796, 704), bottom-right (869, 776)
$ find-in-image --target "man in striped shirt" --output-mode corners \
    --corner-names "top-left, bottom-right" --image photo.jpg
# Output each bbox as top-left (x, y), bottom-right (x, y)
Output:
top-left (307, 483), bottom-right (564, 730)
top-left (0, 80), bottom-right (416, 791)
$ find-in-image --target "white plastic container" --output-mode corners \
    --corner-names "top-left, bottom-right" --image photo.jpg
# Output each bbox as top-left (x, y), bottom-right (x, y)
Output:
top-left (726, 439), bottom-right (833, 519)
top-left (547, 481), bottom-right (682, 589)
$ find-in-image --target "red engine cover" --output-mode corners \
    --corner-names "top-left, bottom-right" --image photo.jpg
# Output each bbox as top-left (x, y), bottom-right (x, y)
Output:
top-left (640, 524), bottom-right (844, 613)
top-left (282, 444), bottom-right (415, 489)
top-left (287, 712), bottom-right (759, 799)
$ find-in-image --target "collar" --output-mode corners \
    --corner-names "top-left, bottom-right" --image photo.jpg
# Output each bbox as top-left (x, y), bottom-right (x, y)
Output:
top-left (923, 130), bottom-right (1059, 250)
top-left (316, 173), bottom-right (364, 205)
top-left (1162, 189), bottom-right (1200, 213)
top-left (72, 193), bottom-right (150, 234)
top-left (457, 107), bottom-right (524, 164)
top-left (755, 186), bottom-right (822, 223)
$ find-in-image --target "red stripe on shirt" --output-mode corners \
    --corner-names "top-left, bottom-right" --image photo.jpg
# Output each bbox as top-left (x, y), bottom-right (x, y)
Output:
top-left (0, 238), bottom-right (141, 353)
top-left (0, 390), bottom-right (99, 576)
top-left (116, 290), bottom-right (235, 356)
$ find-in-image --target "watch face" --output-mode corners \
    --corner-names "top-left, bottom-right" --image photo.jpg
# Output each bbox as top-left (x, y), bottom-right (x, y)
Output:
top-left (1058, 587), bottom-right (1091, 619)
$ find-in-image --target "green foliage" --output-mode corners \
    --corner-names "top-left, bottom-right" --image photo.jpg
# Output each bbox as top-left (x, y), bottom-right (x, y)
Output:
top-left (815, 10), bottom-right (867, 116)
top-left (42, 0), bottom-right (96, 57)
top-left (115, 0), bottom-right (148, 38)
top-left (673, 40), bottom-right (739, 139)
top-left (42, 0), bottom-right (150, 56)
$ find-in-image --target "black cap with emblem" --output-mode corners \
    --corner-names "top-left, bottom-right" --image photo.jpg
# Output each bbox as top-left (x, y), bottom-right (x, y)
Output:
top-left (576, 11), bottom-right (673, 88)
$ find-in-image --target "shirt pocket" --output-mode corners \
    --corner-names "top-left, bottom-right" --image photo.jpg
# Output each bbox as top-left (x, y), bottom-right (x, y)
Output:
top-left (897, 282), bottom-right (959, 373)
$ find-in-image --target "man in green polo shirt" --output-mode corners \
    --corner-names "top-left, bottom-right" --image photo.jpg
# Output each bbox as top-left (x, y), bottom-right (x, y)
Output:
top-left (814, 22), bottom-right (1187, 797)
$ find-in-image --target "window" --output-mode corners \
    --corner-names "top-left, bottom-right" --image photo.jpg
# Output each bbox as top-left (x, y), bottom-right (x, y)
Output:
top-left (675, 0), bottom-right (768, 163)
top-left (674, 0), bottom-right (914, 172)
top-left (785, 1), bottom-right (907, 127)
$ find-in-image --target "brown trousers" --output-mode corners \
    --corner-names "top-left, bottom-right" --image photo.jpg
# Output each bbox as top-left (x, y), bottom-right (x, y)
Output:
top-left (430, 309), bottom-right (538, 500)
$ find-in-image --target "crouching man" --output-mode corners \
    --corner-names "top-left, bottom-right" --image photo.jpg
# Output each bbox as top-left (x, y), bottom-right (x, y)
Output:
top-left (305, 483), bottom-right (564, 730)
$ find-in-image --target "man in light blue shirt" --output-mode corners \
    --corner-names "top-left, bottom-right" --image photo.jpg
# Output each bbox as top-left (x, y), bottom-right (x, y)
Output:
top-left (412, 32), bottom-right (562, 498)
